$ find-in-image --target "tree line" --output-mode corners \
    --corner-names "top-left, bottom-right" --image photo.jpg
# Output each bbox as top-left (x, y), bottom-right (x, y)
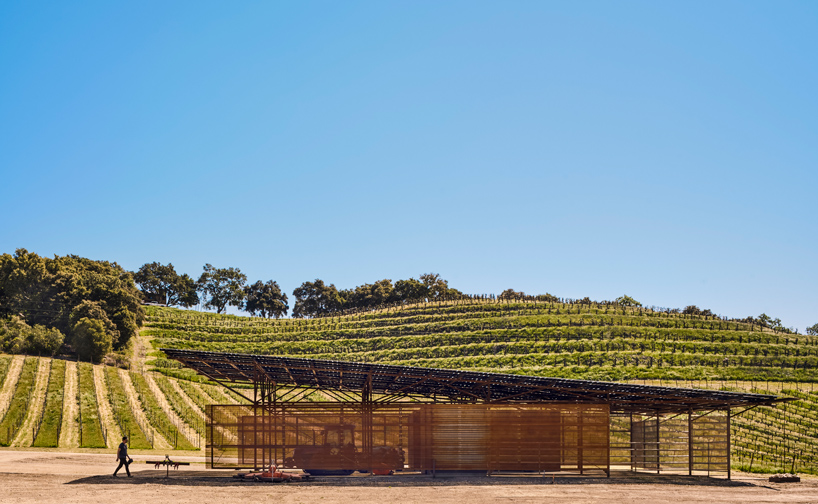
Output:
top-left (1, 248), bottom-right (810, 365)
top-left (134, 264), bottom-right (464, 319)
top-left (136, 261), bottom-right (810, 333)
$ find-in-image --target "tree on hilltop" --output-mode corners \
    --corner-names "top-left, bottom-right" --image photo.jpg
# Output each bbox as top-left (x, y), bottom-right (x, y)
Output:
top-left (134, 262), bottom-right (199, 307)
top-left (499, 289), bottom-right (524, 300)
top-left (420, 273), bottom-right (450, 298)
top-left (340, 279), bottom-right (396, 310)
top-left (393, 278), bottom-right (426, 301)
top-left (807, 323), bottom-right (818, 336)
top-left (683, 305), bottom-right (714, 317)
top-left (244, 280), bottom-right (288, 318)
top-left (292, 279), bottom-right (342, 318)
top-left (197, 264), bottom-right (247, 314)
top-left (615, 295), bottom-right (642, 307)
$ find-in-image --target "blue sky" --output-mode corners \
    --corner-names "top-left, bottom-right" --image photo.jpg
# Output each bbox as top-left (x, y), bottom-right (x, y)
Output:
top-left (1, 1), bottom-right (816, 330)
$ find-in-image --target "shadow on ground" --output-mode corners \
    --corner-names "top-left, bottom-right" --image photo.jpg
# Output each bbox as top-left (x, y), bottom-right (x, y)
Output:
top-left (66, 470), bottom-right (764, 488)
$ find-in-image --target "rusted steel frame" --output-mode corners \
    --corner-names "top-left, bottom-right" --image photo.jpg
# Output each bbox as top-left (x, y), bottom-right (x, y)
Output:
top-left (207, 375), bottom-right (255, 403)
top-left (729, 404), bottom-right (760, 417)
top-left (361, 373), bottom-right (374, 468)
top-left (219, 356), bottom-right (249, 378)
top-left (164, 350), bottom-right (782, 413)
top-left (605, 386), bottom-right (748, 405)
top-left (277, 386), bottom-right (317, 403)
top-left (393, 374), bottom-right (436, 394)
top-left (252, 360), bottom-right (273, 381)
top-left (427, 378), bottom-right (484, 401)
top-left (279, 361), bottom-right (298, 383)
top-left (183, 356), bottom-right (232, 382)
top-left (655, 411), bottom-right (688, 425)
top-left (320, 387), bottom-right (359, 403)
top-left (689, 408), bottom-right (720, 419)
top-left (252, 363), bottom-right (276, 405)
top-left (487, 385), bottom-right (553, 403)
top-left (727, 409), bottom-right (731, 480)
top-left (615, 397), bottom-right (738, 413)
top-left (322, 388), bottom-right (358, 403)
top-left (688, 408), bottom-right (693, 476)
top-left (309, 362), bottom-right (322, 387)
top-left (382, 368), bottom-right (406, 393)
top-left (303, 385), bottom-right (361, 403)
top-left (373, 392), bottom-right (434, 403)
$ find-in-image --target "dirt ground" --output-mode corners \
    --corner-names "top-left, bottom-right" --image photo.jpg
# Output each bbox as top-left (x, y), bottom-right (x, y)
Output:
top-left (1, 450), bottom-right (816, 504)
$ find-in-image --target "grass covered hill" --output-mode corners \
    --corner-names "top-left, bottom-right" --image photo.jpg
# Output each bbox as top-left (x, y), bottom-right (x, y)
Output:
top-left (145, 298), bottom-right (818, 382)
top-left (0, 354), bottom-right (240, 452)
top-left (144, 299), bottom-right (818, 475)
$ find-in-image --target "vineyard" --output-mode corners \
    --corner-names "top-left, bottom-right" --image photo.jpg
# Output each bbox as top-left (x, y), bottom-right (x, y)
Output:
top-left (143, 300), bottom-right (818, 474)
top-left (0, 298), bottom-right (814, 475)
top-left (0, 355), bottom-right (217, 453)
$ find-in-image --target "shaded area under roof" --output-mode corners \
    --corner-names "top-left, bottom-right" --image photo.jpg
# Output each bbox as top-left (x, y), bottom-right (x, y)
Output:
top-left (162, 349), bottom-right (783, 414)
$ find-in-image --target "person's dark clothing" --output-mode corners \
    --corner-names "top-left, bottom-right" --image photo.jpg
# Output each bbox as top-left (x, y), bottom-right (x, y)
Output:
top-left (114, 441), bottom-right (131, 476)
top-left (118, 442), bottom-right (128, 460)
top-left (114, 458), bottom-right (131, 476)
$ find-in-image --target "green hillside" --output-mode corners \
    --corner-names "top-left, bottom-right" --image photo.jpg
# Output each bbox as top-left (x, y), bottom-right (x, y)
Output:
top-left (0, 355), bottom-right (222, 453)
top-left (146, 299), bottom-right (817, 382)
top-left (144, 299), bottom-right (818, 475)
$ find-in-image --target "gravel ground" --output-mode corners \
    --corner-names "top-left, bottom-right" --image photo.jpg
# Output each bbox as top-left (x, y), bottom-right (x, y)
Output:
top-left (0, 450), bottom-right (816, 504)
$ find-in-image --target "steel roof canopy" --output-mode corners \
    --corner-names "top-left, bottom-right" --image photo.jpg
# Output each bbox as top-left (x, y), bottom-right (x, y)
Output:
top-left (161, 348), bottom-right (783, 414)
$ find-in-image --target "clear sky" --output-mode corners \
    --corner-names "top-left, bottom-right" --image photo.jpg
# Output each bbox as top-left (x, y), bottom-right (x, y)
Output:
top-left (1, 1), bottom-right (815, 330)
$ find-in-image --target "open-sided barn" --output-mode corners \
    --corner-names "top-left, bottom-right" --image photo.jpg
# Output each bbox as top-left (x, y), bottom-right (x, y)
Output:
top-left (163, 349), bottom-right (785, 478)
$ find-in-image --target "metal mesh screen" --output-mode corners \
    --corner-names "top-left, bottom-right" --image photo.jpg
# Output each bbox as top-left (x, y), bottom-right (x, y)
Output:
top-left (206, 403), bottom-right (610, 474)
top-left (627, 412), bottom-right (729, 475)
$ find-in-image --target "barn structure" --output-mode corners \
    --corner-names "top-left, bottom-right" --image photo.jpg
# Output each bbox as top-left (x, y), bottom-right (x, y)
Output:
top-left (162, 349), bottom-right (784, 478)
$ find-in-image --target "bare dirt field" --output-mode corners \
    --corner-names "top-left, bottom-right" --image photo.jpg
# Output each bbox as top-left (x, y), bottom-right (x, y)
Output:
top-left (1, 450), bottom-right (816, 504)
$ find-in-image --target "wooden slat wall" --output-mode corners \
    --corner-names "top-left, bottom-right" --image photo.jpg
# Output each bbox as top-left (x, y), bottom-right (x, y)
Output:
top-left (207, 403), bottom-right (610, 474)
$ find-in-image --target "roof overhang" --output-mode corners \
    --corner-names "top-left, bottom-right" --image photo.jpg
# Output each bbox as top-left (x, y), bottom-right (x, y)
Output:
top-left (161, 348), bottom-right (783, 414)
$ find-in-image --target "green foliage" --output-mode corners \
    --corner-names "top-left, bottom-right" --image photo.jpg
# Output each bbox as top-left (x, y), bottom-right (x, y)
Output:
top-left (0, 249), bottom-right (144, 350)
top-left (498, 289), bottom-right (525, 300)
top-left (806, 323), bottom-right (817, 336)
top-left (176, 379), bottom-right (211, 412)
top-left (32, 359), bottom-right (66, 447)
top-left (393, 278), bottom-right (426, 301)
top-left (419, 273), bottom-right (454, 298)
top-left (147, 299), bottom-right (818, 383)
top-left (339, 279), bottom-right (395, 310)
top-left (0, 316), bottom-right (64, 355)
top-left (683, 305), bottom-right (714, 317)
top-left (69, 300), bottom-right (119, 347)
top-left (293, 273), bottom-right (463, 317)
top-left (72, 318), bottom-right (111, 363)
top-left (104, 366), bottom-right (151, 449)
top-left (134, 262), bottom-right (198, 307)
top-left (0, 356), bottom-right (11, 388)
top-left (153, 374), bottom-right (205, 437)
top-left (292, 279), bottom-right (342, 318)
top-left (128, 371), bottom-right (195, 450)
top-left (244, 280), bottom-right (288, 318)
top-left (0, 357), bottom-right (38, 446)
top-left (615, 295), bottom-right (642, 307)
top-left (77, 362), bottom-right (106, 448)
top-left (197, 264), bottom-right (247, 314)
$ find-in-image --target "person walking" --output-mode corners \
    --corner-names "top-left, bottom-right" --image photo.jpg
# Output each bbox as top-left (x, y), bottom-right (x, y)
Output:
top-left (114, 435), bottom-right (133, 477)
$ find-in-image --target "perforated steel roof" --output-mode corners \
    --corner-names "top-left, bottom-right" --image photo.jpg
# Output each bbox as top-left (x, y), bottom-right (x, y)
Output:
top-left (162, 348), bottom-right (783, 413)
